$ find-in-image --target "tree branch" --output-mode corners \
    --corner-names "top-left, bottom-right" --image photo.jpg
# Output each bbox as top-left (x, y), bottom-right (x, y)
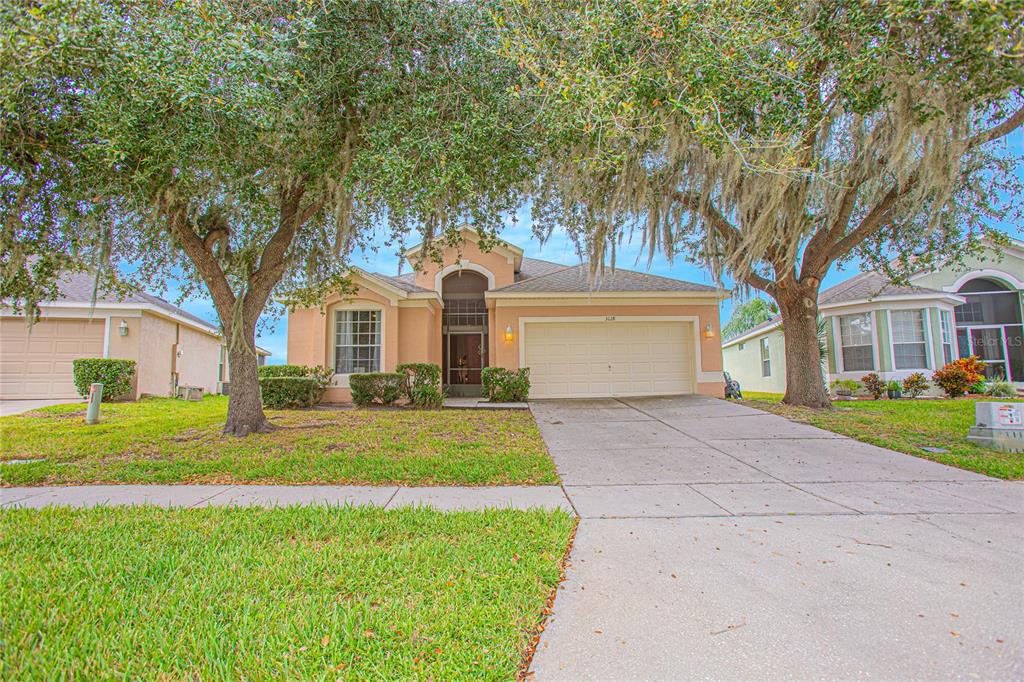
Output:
top-left (245, 181), bottom-right (307, 320)
top-left (829, 179), bottom-right (915, 263)
top-left (672, 191), bottom-right (776, 293)
top-left (161, 191), bottom-right (236, 325)
top-left (966, 105), bottom-right (1024, 149)
top-left (799, 181), bottom-right (860, 280)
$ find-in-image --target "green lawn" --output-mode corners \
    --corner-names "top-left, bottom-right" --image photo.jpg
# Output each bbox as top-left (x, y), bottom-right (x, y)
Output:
top-left (0, 396), bottom-right (558, 486)
top-left (742, 392), bottom-right (1024, 479)
top-left (0, 505), bottom-right (574, 680)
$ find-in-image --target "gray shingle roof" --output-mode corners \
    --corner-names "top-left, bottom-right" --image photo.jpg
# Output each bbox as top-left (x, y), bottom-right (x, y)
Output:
top-left (818, 271), bottom-right (944, 306)
top-left (47, 270), bottom-right (218, 331)
top-left (516, 256), bottom-right (571, 281)
top-left (492, 264), bottom-right (721, 294)
top-left (375, 272), bottom-right (432, 293)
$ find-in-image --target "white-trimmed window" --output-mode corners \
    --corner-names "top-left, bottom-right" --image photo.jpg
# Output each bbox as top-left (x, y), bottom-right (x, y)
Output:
top-left (839, 313), bottom-right (874, 371)
top-left (334, 310), bottom-right (381, 375)
top-left (940, 310), bottom-right (954, 365)
top-left (760, 338), bottom-right (771, 377)
top-left (891, 309), bottom-right (927, 369)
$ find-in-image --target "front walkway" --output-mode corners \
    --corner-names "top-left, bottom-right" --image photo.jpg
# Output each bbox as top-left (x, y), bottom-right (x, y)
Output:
top-left (528, 396), bottom-right (1023, 680)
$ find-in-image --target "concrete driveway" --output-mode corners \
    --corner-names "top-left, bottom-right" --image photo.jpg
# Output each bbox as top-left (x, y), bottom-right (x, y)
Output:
top-left (529, 395), bottom-right (1024, 680)
top-left (0, 398), bottom-right (81, 417)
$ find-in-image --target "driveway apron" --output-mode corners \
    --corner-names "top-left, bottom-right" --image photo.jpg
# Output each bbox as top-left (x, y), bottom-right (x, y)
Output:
top-left (530, 396), bottom-right (1024, 681)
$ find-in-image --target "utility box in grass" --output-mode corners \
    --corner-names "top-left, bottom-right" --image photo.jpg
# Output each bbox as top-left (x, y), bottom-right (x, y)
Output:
top-left (967, 402), bottom-right (1024, 452)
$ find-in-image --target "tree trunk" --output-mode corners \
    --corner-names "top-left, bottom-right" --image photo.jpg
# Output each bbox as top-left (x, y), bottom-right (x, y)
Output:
top-left (777, 286), bottom-right (832, 409)
top-left (224, 330), bottom-right (269, 436)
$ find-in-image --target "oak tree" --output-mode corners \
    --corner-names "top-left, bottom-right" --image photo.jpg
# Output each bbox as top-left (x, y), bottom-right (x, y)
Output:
top-left (500, 0), bottom-right (1023, 407)
top-left (2, 0), bottom-right (530, 433)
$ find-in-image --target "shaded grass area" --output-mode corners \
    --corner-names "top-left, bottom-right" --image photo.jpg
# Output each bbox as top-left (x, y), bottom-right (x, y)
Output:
top-left (742, 392), bottom-right (1024, 479)
top-left (0, 505), bottom-right (575, 680)
top-left (0, 396), bottom-right (557, 486)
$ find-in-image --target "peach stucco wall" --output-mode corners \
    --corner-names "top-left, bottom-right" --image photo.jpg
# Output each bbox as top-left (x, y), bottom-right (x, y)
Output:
top-left (409, 239), bottom-right (516, 292)
top-left (492, 301), bottom-right (725, 397)
top-left (287, 284), bottom-right (442, 403)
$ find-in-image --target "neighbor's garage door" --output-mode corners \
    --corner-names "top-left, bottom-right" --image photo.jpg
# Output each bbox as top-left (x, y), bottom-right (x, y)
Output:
top-left (523, 319), bottom-right (694, 399)
top-left (0, 318), bottom-right (105, 399)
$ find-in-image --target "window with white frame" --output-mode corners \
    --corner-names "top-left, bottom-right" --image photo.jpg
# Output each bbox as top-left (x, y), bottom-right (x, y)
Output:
top-left (891, 309), bottom-right (928, 369)
top-left (839, 313), bottom-right (874, 371)
top-left (334, 310), bottom-right (381, 375)
top-left (940, 310), bottom-right (955, 365)
top-left (760, 338), bottom-right (771, 377)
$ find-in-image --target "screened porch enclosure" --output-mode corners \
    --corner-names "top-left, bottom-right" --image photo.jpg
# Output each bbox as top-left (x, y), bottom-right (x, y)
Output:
top-left (954, 277), bottom-right (1023, 383)
top-left (441, 271), bottom-right (489, 396)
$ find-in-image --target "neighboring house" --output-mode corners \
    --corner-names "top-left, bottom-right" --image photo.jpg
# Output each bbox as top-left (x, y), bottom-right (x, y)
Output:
top-left (287, 227), bottom-right (728, 400)
top-left (0, 271), bottom-right (270, 400)
top-left (722, 238), bottom-right (1024, 392)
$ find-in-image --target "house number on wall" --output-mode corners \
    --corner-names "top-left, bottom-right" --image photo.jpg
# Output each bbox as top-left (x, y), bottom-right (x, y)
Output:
top-left (605, 316), bottom-right (616, 321)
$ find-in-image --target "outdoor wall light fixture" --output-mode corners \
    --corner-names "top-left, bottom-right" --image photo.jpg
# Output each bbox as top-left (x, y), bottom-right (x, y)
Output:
top-left (504, 325), bottom-right (514, 343)
top-left (703, 323), bottom-right (715, 339)
top-left (118, 319), bottom-right (129, 337)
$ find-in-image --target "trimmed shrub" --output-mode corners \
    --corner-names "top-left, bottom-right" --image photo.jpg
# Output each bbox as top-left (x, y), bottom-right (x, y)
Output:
top-left (860, 372), bottom-right (885, 400)
top-left (258, 364), bottom-right (332, 408)
top-left (72, 358), bottom-right (136, 401)
top-left (481, 367), bottom-right (530, 402)
top-left (258, 364), bottom-right (314, 378)
top-left (987, 380), bottom-right (1017, 398)
top-left (902, 372), bottom-right (929, 398)
top-left (933, 356), bottom-right (986, 398)
top-left (259, 376), bottom-right (323, 408)
top-left (830, 379), bottom-right (860, 396)
top-left (349, 372), bottom-right (405, 406)
top-left (396, 363), bottom-right (443, 407)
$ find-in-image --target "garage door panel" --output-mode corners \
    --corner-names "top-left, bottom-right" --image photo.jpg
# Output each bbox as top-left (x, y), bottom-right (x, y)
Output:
top-left (0, 318), bottom-right (106, 399)
top-left (524, 320), bottom-right (695, 399)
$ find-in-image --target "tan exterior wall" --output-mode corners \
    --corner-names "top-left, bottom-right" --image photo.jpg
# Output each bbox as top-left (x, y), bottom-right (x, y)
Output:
top-left (175, 322), bottom-right (222, 394)
top-left (410, 239), bottom-right (517, 291)
top-left (135, 313), bottom-right (221, 397)
top-left (492, 301), bottom-right (725, 397)
top-left (106, 316), bottom-right (142, 398)
top-left (137, 314), bottom-right (176, 396)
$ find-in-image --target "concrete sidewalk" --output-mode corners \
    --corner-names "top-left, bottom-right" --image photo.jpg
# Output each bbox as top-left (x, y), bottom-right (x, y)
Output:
top-left (0, 484), bottom-right (573, 512)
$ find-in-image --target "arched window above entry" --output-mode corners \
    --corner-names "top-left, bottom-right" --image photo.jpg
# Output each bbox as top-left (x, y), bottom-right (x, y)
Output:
top-left (958, 277), bottom-right (1012, 294)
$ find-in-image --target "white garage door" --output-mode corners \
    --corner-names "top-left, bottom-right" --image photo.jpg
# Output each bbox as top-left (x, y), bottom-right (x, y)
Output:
top-left (524, 319), bottom-right (695, 399)
top-left (0, 318), bottom-right (105, 399)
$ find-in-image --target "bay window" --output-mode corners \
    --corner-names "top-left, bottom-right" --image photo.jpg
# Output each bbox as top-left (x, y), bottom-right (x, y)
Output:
top-left (891, 309), bottom-right (928, 369)
top-left (940, 310), bottom-right (955, 365)
top-left (839, 313), bottom-right (874, 371)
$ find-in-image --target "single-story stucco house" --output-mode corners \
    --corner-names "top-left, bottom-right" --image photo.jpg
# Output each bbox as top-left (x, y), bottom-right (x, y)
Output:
top-left (287, 228), bottom-right (728, 401)
top-left (722, 237), bottom-right (1024, 393)
top-left (0, 271), bottom-right (270, 400)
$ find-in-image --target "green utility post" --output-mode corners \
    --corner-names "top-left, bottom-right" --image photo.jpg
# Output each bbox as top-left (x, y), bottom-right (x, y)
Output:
top-left (85, 383), bottom-right (103, 424)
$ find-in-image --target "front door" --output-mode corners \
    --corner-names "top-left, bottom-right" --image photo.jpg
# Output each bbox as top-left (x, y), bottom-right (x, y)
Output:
top-left (969, 327), bottom-right (1009, 381)
top-left (446, 332), bottom-right (486, 396)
